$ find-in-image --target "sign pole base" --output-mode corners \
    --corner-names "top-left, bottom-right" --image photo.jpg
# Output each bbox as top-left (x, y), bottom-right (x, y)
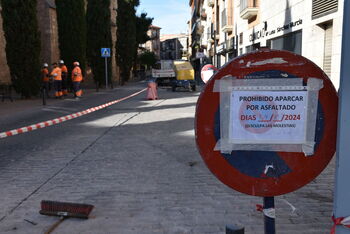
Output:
top-left (225, 225), bottom-right (244, 234)
top-left (264, 197), bottom-right (276, 234)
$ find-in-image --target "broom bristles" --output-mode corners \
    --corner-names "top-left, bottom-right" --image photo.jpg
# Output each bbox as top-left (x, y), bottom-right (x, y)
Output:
top-left (40, 200), bottom-right (94, 219)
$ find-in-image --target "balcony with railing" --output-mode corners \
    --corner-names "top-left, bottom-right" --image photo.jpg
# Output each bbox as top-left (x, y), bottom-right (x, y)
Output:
top-left (225, 37), bottom-right (235, 51)
top-left (207, 27), bottom-right (214, 43)
top-left (192, 20), bottom-right (204, 37)
top-left (197, 25), bottom-right (204, 35)
top-left (221, 8), bottom-right (233, 33)
top-left (207, 0), bottom-right (214, 7)
top-left (201, 8), bottom-right (207, 20)
top-left (240, 0), bottom-right (259, 20)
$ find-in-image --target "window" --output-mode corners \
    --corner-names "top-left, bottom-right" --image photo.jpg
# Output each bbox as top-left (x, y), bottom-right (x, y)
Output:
top-left (312, 0), bottom-right (338, 19)
top-left (246, 43), bottom-right (260, 53)
top-left (152, 30), bottom-right (158, 38)
top-left (267, 30), bottom-right (302, 55)
top-left (221, 9), bottom-right (227, 27)
top-left (240, 0), bottom-right (258, 12)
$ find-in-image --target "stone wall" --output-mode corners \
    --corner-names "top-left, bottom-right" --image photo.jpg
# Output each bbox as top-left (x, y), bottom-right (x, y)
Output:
top-left (0, 6), bottom-right (11, 85)
top-left (0, 0), bottom-right (120, 86)
top-left (37, 0), bottom-right (60, 65)
top-left (48, 7), bottom-right (60, 64)
top-left (0, 0), bottom-right (60, 85)
top-left (110, 0), bottom-right (120, 85)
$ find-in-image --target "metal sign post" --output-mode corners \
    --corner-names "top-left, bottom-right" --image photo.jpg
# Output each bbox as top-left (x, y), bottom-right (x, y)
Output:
top-left (105, 57), bottom-right (108, 89)
top-left (264, 197), bottom-right (275, 234)
top-left (42, 88), bottom-right (46, 106)
top-left (101, 48), bottom-right (111, 89)
top-left (333, 0), bottom-right (350, 233)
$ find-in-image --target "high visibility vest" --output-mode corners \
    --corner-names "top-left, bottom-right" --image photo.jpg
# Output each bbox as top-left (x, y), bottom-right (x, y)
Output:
top-left (60, 65), bottom-right (68, 78)
top-left (51, 67), bottom-right (62, 81)
top-left (72, 67), bottom-right (83, 82)
top-left (42, 68), bottom-right (49, 82)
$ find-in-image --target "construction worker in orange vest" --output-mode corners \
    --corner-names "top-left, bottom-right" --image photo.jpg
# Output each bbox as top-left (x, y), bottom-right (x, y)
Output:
top-left (41, 63), bottom-right (50, 98)
top-left (72, 61), bottom-right (83, 98)
top-left (50, 62), bottom-right (63, 98)
top-left (59, 60), bottom-right (68, 96)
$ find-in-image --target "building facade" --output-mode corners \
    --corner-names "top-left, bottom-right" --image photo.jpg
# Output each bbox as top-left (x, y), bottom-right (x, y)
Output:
top-left (0, 5), bottom-right (11, 85)
top-left (144, 25), bottom-right (162, 59)
top-left (237, 0), bottom-right (343, 89)
top-left (189, 0), bottom-right (207, 81)
top-left (160, 34), bottom-right (189, 60)
top-left (190, 0), bottom-right (344, 89)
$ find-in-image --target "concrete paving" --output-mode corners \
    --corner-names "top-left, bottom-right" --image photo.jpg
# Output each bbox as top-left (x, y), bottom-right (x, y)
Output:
top-left (0, 82), bottom-right (335, 233)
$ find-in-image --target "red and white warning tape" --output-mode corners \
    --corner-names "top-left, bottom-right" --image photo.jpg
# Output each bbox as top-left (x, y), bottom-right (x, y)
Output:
top-left (256, 204), bottom-right (276, 219)
top-left (0, 88), bottom-right (147, 139)
top-left (331, 215), bottom-right (350, 234)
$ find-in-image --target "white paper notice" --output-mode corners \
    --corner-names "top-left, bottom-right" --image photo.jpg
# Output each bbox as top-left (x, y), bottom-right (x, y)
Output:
top-left (230, 91), bottom-right (308, 144)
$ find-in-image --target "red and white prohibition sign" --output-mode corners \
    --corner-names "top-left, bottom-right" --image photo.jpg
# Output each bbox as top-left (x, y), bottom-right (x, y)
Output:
top-left (195, 49), bottom-right (338, 197)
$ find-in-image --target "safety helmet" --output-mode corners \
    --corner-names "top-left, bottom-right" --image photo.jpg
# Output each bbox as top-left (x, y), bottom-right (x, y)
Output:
top-left (43, 63), bottom-right (48, 67)
top-left (73, 61), bottom-right (80, 66)
top-left (59, 60), bottom-right (64, 64)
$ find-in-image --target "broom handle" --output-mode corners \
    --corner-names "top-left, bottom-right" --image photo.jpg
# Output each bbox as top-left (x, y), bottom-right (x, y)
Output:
top-left (45, 216), bottom-right (66, 234)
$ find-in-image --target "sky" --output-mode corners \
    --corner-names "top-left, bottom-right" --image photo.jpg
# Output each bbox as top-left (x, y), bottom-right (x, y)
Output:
top-left (137, 0), bottom-right (190, 35)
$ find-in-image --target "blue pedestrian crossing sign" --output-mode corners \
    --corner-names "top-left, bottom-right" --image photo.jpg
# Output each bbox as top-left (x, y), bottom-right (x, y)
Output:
top-left (101, 48), bottom-right (111, 57)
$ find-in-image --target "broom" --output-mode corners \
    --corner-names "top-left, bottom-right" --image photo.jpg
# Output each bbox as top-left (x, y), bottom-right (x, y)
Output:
top-left (40, 200), bottom-right (94, 234)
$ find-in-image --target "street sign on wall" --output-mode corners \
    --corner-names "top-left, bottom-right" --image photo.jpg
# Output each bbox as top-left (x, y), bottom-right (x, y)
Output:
top-left (195, 49), bottom-right (338, 197)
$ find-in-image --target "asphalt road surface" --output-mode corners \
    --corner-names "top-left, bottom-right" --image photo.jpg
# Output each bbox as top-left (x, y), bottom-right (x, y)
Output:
top-left (0, 82), bottom-right (335, 234)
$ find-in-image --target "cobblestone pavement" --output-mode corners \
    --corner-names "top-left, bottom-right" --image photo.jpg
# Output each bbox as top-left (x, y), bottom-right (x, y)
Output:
top-left (0, 83), bottom-right (335, 234)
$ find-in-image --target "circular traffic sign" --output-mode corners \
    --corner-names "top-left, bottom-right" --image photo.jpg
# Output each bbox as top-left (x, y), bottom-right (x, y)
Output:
top-left (201, 64), bottom-right (218, 83)
top-left (195, 49), bottom-right (338, 197)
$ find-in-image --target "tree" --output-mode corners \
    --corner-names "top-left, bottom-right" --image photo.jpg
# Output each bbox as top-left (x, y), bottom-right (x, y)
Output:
top-left (55, 0), bottom-right (87, 79)
top-left (86, 0), bottom-right (112, 88)
top-left (133, 13), bottom-right (153, 72)
top-left (136, 13), bottom-right (153, 47)
top-left (138, 51), bottom-right (157, 70)
top-left (1, 0), bottom-right (41, 98)
top-left (116, 0), bottom-right (139, 85)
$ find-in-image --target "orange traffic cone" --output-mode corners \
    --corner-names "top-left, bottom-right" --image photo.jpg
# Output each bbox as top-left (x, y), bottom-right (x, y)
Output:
top-left (146, 81), bottom-right (158, 100)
